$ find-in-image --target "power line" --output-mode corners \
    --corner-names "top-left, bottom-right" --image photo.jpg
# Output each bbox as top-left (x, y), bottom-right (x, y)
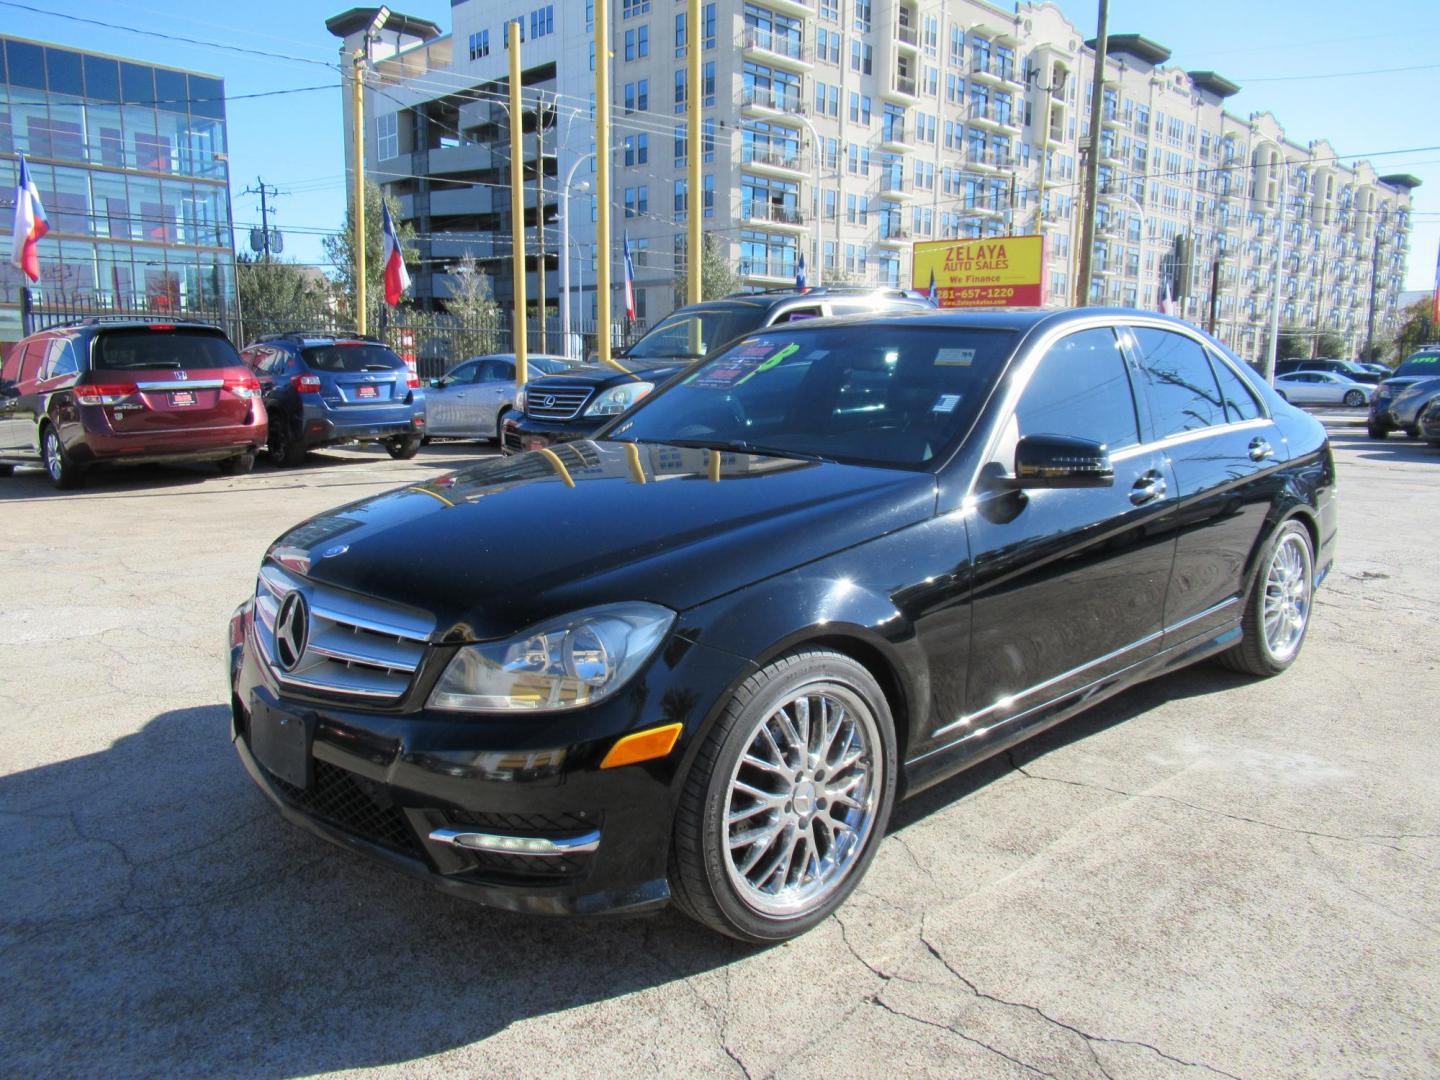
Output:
top-left (1238, 61), bottom-right (1440, 83)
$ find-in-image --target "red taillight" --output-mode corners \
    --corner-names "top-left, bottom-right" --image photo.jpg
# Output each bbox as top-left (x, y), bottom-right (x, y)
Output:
top-left (74, 382), bottom-right (139, 405)
top-left (225, 374), bottom-right (261, 399)
top-left (293, 374), bottom-right (322, 394)
top-left (148, 323), bottom-right (176, 331)
top-left (406, 376), bottom-right (420, 389)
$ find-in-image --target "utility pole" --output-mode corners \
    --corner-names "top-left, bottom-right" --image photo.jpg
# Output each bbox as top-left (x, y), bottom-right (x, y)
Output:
top-left (352, 50), bottom-right (368, 334)
top-left (1207, 256), bottom-right (1221, 335)
top-left (242, 178), bottom-right (281, 260)
top-left (1364, 217), bottom-right (1382, 362)
top-left (686, 0), bottom-right (702, 305)
top-left (508, 20), bottom-right (528, 387)
top-left (1075, 0), bottom-right (1108, 307)
top-left (535, 93), bottom-right (547, 354)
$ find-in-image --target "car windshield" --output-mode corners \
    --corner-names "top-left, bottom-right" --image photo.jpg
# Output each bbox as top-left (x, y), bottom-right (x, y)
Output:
top-left (606, 323), bottom-right (1017, 469)
top-left (621, 301), bottom-right (772, 363)
top-left (300, 343), bottom-right (407, 372)
top-left (1393, 352), bottom-right (1440, 379)
top-left (529, 356), bottom-right (573, 375)
top-left (93, 329), bottom-right (242, 371)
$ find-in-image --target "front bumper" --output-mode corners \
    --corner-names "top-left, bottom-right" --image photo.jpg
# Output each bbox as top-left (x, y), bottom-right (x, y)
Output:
top-left (502, 413), bottom-right (605, 455)
top-left (227, 599), bottom-right (752, 916)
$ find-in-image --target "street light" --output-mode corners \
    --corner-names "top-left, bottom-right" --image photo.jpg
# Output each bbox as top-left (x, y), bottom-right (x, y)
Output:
top-left (560, 152), bottom-right (596, 359)
top-left (796, 113), bottom-right (824, 287)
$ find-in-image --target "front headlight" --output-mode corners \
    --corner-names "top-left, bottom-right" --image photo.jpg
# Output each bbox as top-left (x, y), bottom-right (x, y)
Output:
top-left (427, 602), bottom-right (675, 713)
top-left (514, 386), bottom-right (527, 411)
top-left (584, 382), bottom-right (654, 417)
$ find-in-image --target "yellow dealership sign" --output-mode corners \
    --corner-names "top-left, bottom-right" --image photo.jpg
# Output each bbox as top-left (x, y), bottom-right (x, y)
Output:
top-left (912, 234), bottom-right (1046, 308)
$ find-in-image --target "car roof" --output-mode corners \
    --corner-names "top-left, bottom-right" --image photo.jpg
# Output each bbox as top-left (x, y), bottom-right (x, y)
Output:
top-left (737, 305), bottom-right (1204, 336)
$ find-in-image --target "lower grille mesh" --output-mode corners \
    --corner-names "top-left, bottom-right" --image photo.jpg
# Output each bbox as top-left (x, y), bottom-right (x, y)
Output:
top-left (267, 758), bottom-right (425, 858)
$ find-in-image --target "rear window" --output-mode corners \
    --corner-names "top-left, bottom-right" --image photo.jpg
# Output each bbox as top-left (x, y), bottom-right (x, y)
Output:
top-left (1393, 352), bottom-right (1440, 379)
top-left (93, 330), bottom-right (243, 371)
top-left (300, 343), bottom-right (407, 373)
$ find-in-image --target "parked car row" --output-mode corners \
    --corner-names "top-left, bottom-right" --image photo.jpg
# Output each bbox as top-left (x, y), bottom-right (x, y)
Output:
top-left (0, 316), bottom-right (578, 489)
top-left (1367, 347), bottom-right (1440, 439)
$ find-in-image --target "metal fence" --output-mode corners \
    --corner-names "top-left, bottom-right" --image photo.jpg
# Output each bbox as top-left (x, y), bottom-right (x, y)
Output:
top-left (22, 295), bottom-right (647, 380)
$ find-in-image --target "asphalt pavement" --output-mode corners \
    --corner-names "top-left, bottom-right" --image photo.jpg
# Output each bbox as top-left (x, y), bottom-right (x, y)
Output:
top-left (1, 423), bottom-right (1436, 1078)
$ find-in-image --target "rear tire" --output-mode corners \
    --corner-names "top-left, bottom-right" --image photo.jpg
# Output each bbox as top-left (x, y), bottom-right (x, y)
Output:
top-left (217, 451), bottom-right (256, 475)
top-left (1367, 422), bottom-right (1390, 439)
top-left (669, 648), bottom-right (896, 943)
top-left (41, 424), bottom-right (82, 490)
top-left (386, 434), bottom-right (422, 460)
top-left (268, 418), bottom-right (307, 468)
top-left (1343, 389), bottom-right (1365, 408)
top-left (1405, 425), bottom-right (1421, 439)
top-left (493, 407), bottom-right (511, 445)
top-left (1218, 520), bottom-right (1314, 678)
top-left (0, 463), bottom-right (13, 477)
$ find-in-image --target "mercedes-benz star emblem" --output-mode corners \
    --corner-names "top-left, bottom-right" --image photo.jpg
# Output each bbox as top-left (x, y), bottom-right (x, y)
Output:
top-left (275, 591), bottom-right (309, 671)
top-left (541, 394), bottom-right (556, 408)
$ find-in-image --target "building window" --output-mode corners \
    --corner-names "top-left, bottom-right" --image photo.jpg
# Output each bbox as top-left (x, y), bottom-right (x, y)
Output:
top-left (376, 112), bottom-right (398, 160)
top-left (704, 3), bottom-right (717, 48)
top-left (674, 178), bottom-right (687, 216)
top-left (624, 185), bottom-right (648, 218)
top-left (675, 12), bottom-right (686, 54)
top-left (622, 0), bottom-right (650, 16)
top-left (704, 61), bottom-right (715, 107)
top-left (530, 5), bottom-right (554, 39)
top-left (624, 133), bottom-right (649, 165)
top-left (502, 17), bottom-right (525, 46)
top-left (816, 28), bottom-right (840, 65)
top-left (819, 0), bottom-right (839, 23)
top-left (704, 174), bottom-right (715, 217)
top-left (854, 0), bottom-right (872, 32)
top-left (468, 30), bottom-right (490, 60)
top-left (850, 40), bottom-right (873, 75)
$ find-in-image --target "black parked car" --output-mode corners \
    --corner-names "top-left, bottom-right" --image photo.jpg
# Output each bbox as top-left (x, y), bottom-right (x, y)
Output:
top-left (1369, 348), bottom-right (1440, 438)
top-left (1274, 357), bottom-right (1380, 384)
top-left (228, 308), bottom-right (1336, 943)
top-left (503, 287), bottom-right (932, 454)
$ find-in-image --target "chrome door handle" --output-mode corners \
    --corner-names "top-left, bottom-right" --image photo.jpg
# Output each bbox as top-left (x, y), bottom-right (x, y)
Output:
top-left (1248, 438), bottom-right (1273, 462)
top-left (1130, 475), bottom-right (1167, 505)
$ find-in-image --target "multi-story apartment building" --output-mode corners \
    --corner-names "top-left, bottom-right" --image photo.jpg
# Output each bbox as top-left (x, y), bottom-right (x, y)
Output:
top-left (329, 1), bottom-right (1416, 363)
top-left (0, 35), bottom-right (237, 349)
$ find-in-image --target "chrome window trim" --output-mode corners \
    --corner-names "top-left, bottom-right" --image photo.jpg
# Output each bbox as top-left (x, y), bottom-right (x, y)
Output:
top-left (915, 596), bottom-right (1241, 757)
top-left (136, 379), bottom-right (225, 391)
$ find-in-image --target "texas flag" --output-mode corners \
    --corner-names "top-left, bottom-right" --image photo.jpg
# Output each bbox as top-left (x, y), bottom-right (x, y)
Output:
top-left (1158, 273), bottom-right (1175, 316)
top-left (795, 251), bottom-right (808, 293)
top-left (381, 201), bottom-right (410, 305)
top-left (622, 231), bottom-right (637, 321)
top-left (10, 155), bottom-right (48, 283)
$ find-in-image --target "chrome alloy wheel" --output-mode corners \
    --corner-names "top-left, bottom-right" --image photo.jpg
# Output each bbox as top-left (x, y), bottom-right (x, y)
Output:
top-left (1262, 532), bottom-right (1312, 663)
top-left (43, 429), bottom-right (63, 483)
top-left (722, 683), bottom-right (880, 918)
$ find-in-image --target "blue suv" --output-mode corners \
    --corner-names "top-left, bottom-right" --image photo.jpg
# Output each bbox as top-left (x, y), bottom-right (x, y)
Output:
top-left (240, 333), bottom-right (426, 466)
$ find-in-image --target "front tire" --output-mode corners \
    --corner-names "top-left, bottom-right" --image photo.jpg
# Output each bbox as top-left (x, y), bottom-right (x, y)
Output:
top-left (1218, 520), bottom-right (1314, 677)
top-left (492, 407), bottom-right (511, 446)
top-left (670, 649), bottom-right (896, 943)
top-left (1405, 424), bottom-right (1421, 440)
top-left (1343, 389), bottom-right (1365, 408)
top-left (268, 418), bottom-right (307, 468)
top-left (0, 463), bottom-right (13, 477)
top-left (1367, 421), bottom-right (1390, 439)
top-left (41, 425), bottom-right (82, 490)
top-left (385, 434), bottom-right (422, 460)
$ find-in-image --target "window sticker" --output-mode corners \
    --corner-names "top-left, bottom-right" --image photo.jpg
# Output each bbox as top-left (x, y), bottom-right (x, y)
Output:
top-left (935, 347), bottom-right (976, 366)
top-left (685, 339), bottom-right (788, 389)
top-left (932, 393), bottom-right (962, 413)
top-left (734, 342), bottom-right (801, 386)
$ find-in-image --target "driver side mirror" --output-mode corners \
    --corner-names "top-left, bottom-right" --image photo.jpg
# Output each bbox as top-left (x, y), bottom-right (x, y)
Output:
top-left (1007, 434), bottom-right (1114, 489)
top-left (430, 377), bottom-right (447, 389)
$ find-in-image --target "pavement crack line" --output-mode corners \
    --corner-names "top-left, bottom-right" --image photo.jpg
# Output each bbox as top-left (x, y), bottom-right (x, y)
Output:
top-left (919, 927), bottom-right (1242, 1080)
top-left (1303, 836), bottom-right (1440, 939)
top-left (1004, 751), bottom-right (1421, 856)
top-left (867, 992), bottom-right (1057, 1078)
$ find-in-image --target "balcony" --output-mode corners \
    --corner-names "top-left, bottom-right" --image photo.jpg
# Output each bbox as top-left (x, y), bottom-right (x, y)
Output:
top-left (968, 101), bottom-right (1020, 134)
top-left (895, 23), bottom-right (919, 51)
top-left (966, 147), bottom-right (1014, 173)
top-left (883, 74), bottom-right (919, 104)
top-left (427, 142), bottom-right (493, 174)
top-left (738, 255), bottom-right (798, 283)
top-left (741, 144), bottom-right (807, 178)
top-left (969, 56), bottom-right (1023, 89)
top-left (741, 85), bottom-right (807, 117)
top-left (1100, 109), bottom-right (1123, 129)
top-left (739, 27), bottom-right (812, 72)
top-left (877, 227), bottom-right (911, 247)
top-left (879, 124), bottom-right (913, 153)
top-left (1098, 140), bottom-right (1124, 165)
top-left (744, 201), bottom-right (808, 231)
top-left (878, 171), bottom-right (913, 199)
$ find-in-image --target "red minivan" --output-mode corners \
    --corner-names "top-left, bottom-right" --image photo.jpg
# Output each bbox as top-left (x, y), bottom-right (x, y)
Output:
top-left (0, 319), bottom-right (268, 488)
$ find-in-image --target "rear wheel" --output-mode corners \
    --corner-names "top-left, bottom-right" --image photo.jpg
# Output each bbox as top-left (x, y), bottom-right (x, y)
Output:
top-left (1218, 520), bottom-right (1314, 677)
top-left (0, 463), bottom-right (13, 477)
top-left (1367, 421), bottom-right (1391, 439)
top-left (670, 649), bottom-right (896, 943)
top-left (217, 451), bottom-right (256, 475)
top-left (41, 424), bottom-right (82, 490)
top-left (386, 434), bottom-right (422, 460)
top-left (1405, 425), bottom-right (1421, 439)
top-left (267, 418), bottom-right (307, 468)
top-left (1343, 389), bottom-right (1366, 408)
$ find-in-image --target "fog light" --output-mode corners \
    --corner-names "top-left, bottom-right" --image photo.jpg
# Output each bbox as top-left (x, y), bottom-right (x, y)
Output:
top-left (428, 827), bottom-right (601, 855)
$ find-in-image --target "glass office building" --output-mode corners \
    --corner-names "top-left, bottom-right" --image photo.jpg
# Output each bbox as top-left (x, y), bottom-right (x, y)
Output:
top-left (0, 35), bottom-right (236, 343)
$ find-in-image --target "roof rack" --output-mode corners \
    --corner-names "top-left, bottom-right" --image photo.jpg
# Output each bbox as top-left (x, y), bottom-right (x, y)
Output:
top-left (44, 315), bottom-right (220, 330)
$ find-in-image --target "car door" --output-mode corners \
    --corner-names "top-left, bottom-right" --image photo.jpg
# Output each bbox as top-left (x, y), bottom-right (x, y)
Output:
top-left (1280, 373), bottom-right (1317, 404)
top-left (426, 360), bottom-right (479, 436)
top-left (0, 339), bottom-right (47, 457)
top-left (962, 325), bottom-right (1176, 732)
top-left (471, 358), bottom-right (516, 437)
top-left (1126, 325), bottom-right (1286, 648)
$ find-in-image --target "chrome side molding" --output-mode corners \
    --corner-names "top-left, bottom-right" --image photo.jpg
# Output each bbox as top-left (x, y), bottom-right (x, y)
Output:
top-left (428, 827), bottom-right (601, 856)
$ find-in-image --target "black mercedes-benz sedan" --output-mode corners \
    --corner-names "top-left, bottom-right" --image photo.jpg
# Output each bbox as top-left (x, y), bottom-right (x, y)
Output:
top-left (228, 308), bottom-right (1337, 943)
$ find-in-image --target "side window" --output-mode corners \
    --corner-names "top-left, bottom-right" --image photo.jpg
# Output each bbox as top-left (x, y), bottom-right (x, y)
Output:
top-left (775, 306), bottom-right (823, 323)
top-left (446, 362), bottom-right (475, 383)
top-left (42, 338), bottom-right (79, 379)
top-left (1130, 327), bottom-right (1224, 436)
top-left (1015, 327), bottom-right (1140, 450)
top-left (1208, 352), bottom-right (1263, 422)
top-left (18, 340), bottom-right (46, 383)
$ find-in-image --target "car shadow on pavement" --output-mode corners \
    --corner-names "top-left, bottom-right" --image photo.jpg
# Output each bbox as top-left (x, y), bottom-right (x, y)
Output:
top-left (1324, 429), bottom-right (1440, 464)
top-left (0, 704), bottom-right (745, 1076)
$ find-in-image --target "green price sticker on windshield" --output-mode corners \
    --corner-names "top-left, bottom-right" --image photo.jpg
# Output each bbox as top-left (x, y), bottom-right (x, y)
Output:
top-left (734, 342), bottom-right (800, 386)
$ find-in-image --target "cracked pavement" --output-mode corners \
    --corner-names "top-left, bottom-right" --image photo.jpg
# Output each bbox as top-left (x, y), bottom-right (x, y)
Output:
top-left (1, 429), bottom-right (1437, 1078)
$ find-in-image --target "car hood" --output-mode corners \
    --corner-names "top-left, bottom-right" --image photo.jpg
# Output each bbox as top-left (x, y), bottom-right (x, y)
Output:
top-left (528, 361), bottom-right (690, 387)
top-left (269, 440), bottom-right (936, 641)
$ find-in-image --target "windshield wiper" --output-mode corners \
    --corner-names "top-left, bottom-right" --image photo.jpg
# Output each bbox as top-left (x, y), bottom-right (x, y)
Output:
top-left (634, 437), bottom-right (833, 463)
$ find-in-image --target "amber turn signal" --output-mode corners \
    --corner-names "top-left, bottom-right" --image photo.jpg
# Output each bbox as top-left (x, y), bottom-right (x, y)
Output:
top-left (599, 723), bottom-right (683, 769)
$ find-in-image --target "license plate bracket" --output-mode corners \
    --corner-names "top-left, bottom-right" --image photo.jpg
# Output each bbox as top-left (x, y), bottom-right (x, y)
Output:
top-left (169, 390), bottom-right (197, 407)
top-left (356, 384), bottom-right (378, 399)
top-left (250, 701), bottom-right (312, 789)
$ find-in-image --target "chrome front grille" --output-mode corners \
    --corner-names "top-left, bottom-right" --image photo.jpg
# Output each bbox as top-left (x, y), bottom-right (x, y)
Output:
top-left (524, 383), bottom-right (594, 421)
top-left (253, 564), bottom-right (434, 701)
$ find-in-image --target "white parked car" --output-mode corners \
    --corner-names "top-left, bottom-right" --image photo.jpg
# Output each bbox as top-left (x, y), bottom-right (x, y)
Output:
top-left (425, 353), bottom-right (575, 442)
top-left (1273, 371), bottom-right (1371, 408)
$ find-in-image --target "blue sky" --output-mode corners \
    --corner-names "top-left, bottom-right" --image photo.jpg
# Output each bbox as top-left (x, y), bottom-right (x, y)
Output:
top-left (11, 0), bottom-right (1439, 291)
